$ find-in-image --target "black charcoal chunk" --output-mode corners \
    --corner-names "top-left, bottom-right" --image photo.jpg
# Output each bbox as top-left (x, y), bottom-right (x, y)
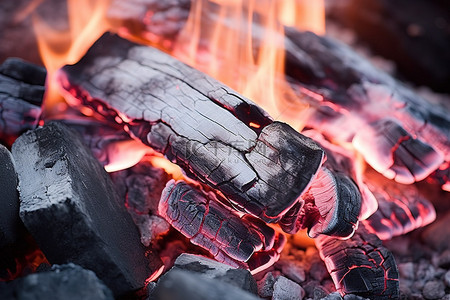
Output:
top-left (12, 122), bottom-right (151, 296)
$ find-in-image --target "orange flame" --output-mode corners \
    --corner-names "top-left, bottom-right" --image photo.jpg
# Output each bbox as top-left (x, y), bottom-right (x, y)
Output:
top-left (172, 0), bottom-right (324, 130)
top-left (33, 0), bottom-right (112, 111)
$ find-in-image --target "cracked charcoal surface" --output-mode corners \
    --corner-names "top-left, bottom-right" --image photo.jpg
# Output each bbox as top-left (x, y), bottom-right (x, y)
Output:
top-left (12, 122), bottom-right (151, 297)
top-left (159, 180), bottom-right (282, 271)
top-left (0, 58), bottom-right (45, 145)
top-left (315, 224), bottom-right (399, 299)
top-left (59, 32), bottom-right (324, 223)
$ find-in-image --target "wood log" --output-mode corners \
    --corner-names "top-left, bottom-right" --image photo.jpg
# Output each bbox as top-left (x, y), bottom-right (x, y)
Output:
top-left (58, 32), bottom-right (325, 225)
top-left (0, 58), bottom-right (45, 145)
top-left (315, 224), bottom-right (399, 299)
top-left (284, 29), bottom-right (449, 185)
top-left (158, 179), bottom-right (285, 273)
top-left (11, 121), bottom-right (157, 297)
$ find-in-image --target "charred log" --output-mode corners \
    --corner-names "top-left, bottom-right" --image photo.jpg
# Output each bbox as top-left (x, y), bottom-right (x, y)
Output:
top-left (315, 224), bottom-right (399, 299)
top-left (58, 32), bottom-right (325, 225)
top-left (158, 180), bottom-right (285, 273)
top-left (11, 122), bottom-right (156, 296)
top-left (0, 58), bottom-right (45, 145)
top-left (284, 30), bottom-right (449, 185)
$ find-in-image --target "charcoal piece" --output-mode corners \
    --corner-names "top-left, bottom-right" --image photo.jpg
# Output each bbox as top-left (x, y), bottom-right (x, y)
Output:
top-left (284, 29), bottom-right (449, 184)
top-left (280, 168), bottom-right (361, 238)
top-left (327, 0), bottom-right (450, 92)
top-left (152, 269), bottom-right (261, 300)
top-left (173, 253), bottom-right (257, 294)
top-left (257, 272), bottom-right (276, 298)
top-left (58, 32), bottom-right (324, 224)
top-left (0, 58), bottom-right (45, 145)
top-left (428, 162), bottom-right (450, 192)
top-left (315, 224), bottom-right (399, 299)
top-left (111, 159), bottom-right (171, 246)
top-left (0, 263), bottom-right (114, 300)
top-left (159, 180), bottom-right (284, 273)
top-left (110, 159), bottom-right (170, 246)
top-left (272, 276), bottom-right (305, 300)
top-left (0, 145), bottom-right (23, 248)
top-left (364, 169), bottom-right (436, 240)
top-left (12, 122), bottom-right (153, 296)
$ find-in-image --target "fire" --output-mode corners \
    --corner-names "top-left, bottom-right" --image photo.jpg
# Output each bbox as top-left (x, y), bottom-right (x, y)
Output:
top-left (172, 0), bottom-right (324, 130)
top-left (33, 0), bottom-right (112, 111)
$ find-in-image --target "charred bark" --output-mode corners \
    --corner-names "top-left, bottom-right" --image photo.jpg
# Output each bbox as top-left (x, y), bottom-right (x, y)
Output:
top-left (315, 224), bottom-right (399, 299)
top-left (58, 32), bottom-right (325, 225)
top-left (0, 58), bottom-right (45, 145)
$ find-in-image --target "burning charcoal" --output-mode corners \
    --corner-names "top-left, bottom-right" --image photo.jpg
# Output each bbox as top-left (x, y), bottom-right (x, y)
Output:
top-left (12, 122), bottom-right (155, 296)
top-left (173, 253), bottom-right (257, 293)
top-left (159, 180), bottom-right (286, 273)
top-left (153, 269), bottom-right (261, 300)
top-left (0, 145), bottom-right (23, 248)
top-left (272, 276), bottom-right (305, 300)
top-left (279, 167), bottom-right (361, 239)
top-left (0, 58), bottom-right (45, 145)
top-left (428, 162), bottom-right (450, 192)
top-left (110, 159), bottom-right (171, 246)
top-left (315, 224), bottom-right (399, 299)
top-left (284, 29), bottom-right (449, 185)
top-left (57, 32), bottom-right (326, 225)
top-left (0, 263), bottom-right (114, 300)
top-left (364, 169), bottom-right (436, 240)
